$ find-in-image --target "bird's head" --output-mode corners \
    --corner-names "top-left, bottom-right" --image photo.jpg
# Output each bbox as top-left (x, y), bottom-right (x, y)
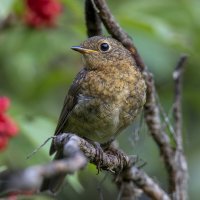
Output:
top-left (71, 36), bottom-right (135, 70)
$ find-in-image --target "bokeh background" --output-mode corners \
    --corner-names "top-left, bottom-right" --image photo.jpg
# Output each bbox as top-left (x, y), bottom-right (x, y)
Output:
top-left (0, 0), bottom-right (199, 199)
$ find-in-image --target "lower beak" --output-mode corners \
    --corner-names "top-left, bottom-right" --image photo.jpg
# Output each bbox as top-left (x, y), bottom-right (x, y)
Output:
top-left (71, 46), bottom-right (98, 54)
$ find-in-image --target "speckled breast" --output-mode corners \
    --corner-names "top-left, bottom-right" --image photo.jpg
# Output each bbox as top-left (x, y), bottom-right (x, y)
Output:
top-left (66, 66), bottom-right (146, 144)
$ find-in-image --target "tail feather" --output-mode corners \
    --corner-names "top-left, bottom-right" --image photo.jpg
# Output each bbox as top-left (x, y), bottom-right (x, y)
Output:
top-left (40, 151), bottom-right (67, 193)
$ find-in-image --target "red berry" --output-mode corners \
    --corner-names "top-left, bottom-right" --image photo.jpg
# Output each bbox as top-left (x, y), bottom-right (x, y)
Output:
top-left (25, 0), bottom-right (62, 28)
top-left (0, 97), bottom-right (10, 113)
top-left (0, 97), bottom-right (19, 151)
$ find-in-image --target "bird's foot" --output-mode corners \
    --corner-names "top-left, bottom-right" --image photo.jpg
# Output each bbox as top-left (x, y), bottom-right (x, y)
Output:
top-left (104, 141), bottom-right (128, 173)
top-left (93, 142), bottom-right (105, 174)
top-left (82, 138), bottom-right (105, 174)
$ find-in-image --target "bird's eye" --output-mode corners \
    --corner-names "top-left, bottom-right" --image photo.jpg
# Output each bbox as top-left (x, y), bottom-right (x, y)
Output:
top-left (99, 43), bottom-right (110, 52)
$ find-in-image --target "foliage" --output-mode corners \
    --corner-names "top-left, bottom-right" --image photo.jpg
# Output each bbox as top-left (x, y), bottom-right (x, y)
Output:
top-left (0, 0), bottom-right (199, 199)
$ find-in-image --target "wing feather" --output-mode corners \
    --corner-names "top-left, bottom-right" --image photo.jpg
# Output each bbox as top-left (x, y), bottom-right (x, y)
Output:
top-left (49, 68), bottom-right (87, 155)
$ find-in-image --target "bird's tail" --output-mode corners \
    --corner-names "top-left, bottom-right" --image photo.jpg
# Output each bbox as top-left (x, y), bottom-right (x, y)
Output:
top-left (40, 151), bottom-right (66, 193)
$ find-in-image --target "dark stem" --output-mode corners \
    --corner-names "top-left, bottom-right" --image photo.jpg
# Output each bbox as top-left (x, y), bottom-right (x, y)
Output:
top-left (85, 0), bottom-right (102, 37)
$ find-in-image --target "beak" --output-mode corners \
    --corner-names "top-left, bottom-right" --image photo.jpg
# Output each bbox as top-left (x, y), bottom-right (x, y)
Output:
top-left (71, 46), bottom-right (98, 54)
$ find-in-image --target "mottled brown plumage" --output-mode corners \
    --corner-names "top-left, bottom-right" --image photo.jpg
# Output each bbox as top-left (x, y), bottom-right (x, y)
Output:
top-left (41, 36), bottom-right (146, 193)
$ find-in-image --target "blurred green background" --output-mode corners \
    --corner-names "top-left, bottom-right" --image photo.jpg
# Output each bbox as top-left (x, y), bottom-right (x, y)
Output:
top-left (0, 0), bottom-right (199, 199)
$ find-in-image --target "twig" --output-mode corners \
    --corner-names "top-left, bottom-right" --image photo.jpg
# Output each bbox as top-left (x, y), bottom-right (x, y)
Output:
top-left (156, 94), bottom-right (176, 141)
top-left (144, 73), bottom-right (174, 171)
top-left (26, 136), bottom-right (56, 160)
top-left (85, 0), bottom-right (102, 37)
top-left (171, 55), bottom-right (188, 200)
top-left (173, 55), bottom-right (187, 150)
top-left (123, 167), bottom-right (170, 200)
top-left (90, 0), bottom-right (100, 13)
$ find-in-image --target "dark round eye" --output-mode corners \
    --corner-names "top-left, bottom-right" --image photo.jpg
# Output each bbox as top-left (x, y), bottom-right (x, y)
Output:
top-left (100, 43), bottom-right (110, 52)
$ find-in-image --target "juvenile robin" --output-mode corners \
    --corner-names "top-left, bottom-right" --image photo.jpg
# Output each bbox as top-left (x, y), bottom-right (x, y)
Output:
top-left (40, 36), bottom-right (146, 192)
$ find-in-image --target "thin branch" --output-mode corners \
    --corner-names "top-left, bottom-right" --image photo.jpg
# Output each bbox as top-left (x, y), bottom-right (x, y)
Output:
top-left (123, 167), bottom-right (170, 200)
top-left (173, 54), bottom-right (187, 150)
top-left (156, 94), bottom-right (176, 141)
top-left (171, 55), bottom-right (188, 200)
top-left (26, 136), bottom-right (55, 159)
top-left (85, 0), bottom-right (102, 37)
top-left (144, 73), bottom-right (174, 169)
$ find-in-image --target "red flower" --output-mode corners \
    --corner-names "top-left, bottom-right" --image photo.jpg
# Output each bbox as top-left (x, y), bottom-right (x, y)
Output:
top-left (24, 0), bottom-right (62, 28)
top-left (0, 97), bottom-right (10, 113)
top-left (0, 97), bottom-right (18, 151)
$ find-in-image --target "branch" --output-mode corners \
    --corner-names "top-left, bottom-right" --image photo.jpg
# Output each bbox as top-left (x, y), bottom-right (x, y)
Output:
top-left (0, 133), bottom-right (170, 200)
top-left (122, 167), bottom-right (170, 200)
top-left (0, 135), bottom-right (87, 196)
top-left (85, 0), bottom-right (102, 37)
top-left (54, 133), bottom-right (129, 172)
top-left (144, 73), bottom-right (174, 173)
top-left (171, 55), bottom-right (188, 199)
top-left (173, 55), bottom-right (187, 150)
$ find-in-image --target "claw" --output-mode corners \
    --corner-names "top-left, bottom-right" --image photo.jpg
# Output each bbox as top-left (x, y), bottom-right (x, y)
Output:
top-left (93, 142), bottom-right (104, 174)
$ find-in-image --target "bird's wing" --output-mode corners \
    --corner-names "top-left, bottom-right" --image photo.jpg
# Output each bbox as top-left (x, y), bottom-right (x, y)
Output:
top-left (49, 68), bottom-right (87, 155)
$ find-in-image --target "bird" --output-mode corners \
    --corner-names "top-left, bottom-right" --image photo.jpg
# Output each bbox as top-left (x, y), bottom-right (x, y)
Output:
top-left (40, 36), bottom-right (146, 193)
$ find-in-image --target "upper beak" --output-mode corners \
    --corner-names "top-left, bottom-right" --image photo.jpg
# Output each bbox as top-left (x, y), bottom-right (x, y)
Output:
top-left (71, 46), bottom-right (98, 54)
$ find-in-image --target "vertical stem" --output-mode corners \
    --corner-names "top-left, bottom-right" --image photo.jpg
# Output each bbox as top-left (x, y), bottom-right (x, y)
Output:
top-left (172, 55), bottom-right (188, 200)
top-left (173, 55), bottom-right (187, 150)
top-left (85, 0), bottom-right (102, 37)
